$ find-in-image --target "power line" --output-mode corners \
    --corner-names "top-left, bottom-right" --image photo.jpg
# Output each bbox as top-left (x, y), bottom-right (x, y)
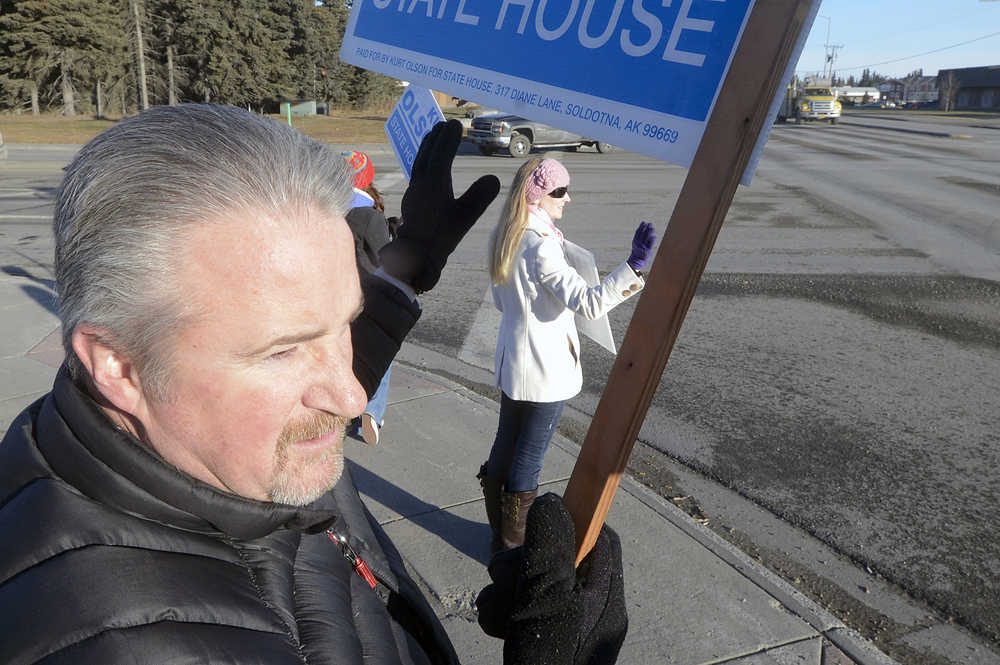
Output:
top-left (835, 30), bottom-right (1000, 72)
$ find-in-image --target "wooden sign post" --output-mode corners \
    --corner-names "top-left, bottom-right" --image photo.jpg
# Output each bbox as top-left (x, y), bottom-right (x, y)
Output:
top-left (563, 0), bottom-right (818, 566)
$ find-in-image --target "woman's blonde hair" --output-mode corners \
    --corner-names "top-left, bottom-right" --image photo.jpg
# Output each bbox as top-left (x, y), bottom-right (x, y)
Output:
top-left (489, 157), bottom-right (542, 285)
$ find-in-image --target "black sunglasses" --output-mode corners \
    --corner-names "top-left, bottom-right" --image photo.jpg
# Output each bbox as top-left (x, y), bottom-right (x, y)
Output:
top-left (548, 186), bottom-right (569, 198)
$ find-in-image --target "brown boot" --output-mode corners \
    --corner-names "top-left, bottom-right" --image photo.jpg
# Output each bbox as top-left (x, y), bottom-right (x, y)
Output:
top-left (477, 464), bottom-right (504, 555)
top-left (500, 488), bottom-right (538, 551)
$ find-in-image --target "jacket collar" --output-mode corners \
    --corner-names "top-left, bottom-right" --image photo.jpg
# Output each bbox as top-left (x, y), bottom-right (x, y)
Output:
top-left (526, 207), bottom-right (564, 243)
top-left (36, 366), bottom-right (339, 540)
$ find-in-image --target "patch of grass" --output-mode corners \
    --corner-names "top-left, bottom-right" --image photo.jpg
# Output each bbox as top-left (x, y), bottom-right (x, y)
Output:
top-left (1, 106), bottom-right (472, 145)
top-left (264, 110), bottom-right (389, 144)
top-left (0, 108), bottom-right (396, 145)
top-left (0, 114), bottom-right (121, 143)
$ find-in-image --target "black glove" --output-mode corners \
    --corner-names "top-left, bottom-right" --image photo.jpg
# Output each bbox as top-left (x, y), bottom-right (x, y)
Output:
top-left (476, 493), bottom-right (628, 665)
top-left (379, 119), bottom-right (501, 293)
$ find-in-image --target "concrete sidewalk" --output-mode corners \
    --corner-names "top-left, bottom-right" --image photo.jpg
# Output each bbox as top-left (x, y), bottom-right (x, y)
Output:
top-left (344, 352), bottom-right (900, 665)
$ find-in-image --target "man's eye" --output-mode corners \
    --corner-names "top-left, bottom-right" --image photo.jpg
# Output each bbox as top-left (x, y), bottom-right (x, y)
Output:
top-left (268, 347), bottom-right (297, 361)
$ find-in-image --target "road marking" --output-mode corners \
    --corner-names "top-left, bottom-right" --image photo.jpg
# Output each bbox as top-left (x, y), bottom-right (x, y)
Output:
top-left (0, 214), bottom-right (51, 220)
top-left (456, 285), bottom-right (500, 372)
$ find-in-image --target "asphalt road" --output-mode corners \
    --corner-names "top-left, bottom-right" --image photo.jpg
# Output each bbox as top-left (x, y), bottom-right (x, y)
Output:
top-left (2, 112), bottom-right (998, 662)
top-left (392, 113), bottom-right (1000, 658)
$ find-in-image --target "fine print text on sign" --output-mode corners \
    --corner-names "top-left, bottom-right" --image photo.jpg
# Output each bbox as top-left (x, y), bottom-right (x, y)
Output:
top-left (385, 86), bottom-right (446, 179)
top-left (342, 0), bottom-right (755, 168)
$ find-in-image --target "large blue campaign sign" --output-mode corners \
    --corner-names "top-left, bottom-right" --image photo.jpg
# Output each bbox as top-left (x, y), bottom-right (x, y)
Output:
top-left (341, 0), bottom-right (756, 167)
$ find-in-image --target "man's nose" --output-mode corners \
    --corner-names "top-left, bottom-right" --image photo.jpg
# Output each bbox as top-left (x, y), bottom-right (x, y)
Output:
top-left (303, 339), bottom-right (367, 419)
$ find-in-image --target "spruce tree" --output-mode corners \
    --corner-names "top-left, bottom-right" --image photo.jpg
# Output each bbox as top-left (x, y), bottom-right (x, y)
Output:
top-left (0, 0), bottom-right (121, 115)
top-left (0, 0), bottom-right (404, 112)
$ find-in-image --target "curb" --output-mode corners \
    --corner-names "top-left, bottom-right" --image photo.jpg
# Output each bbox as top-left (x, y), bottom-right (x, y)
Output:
top-left (617, 474), bottom-right (902, 665)
top-left (0, 142), bottom-right (397, 155)
top-left (326, 142), bottom-right (394, 155)
top-left (0, 142), bottom-right (84, 151)
top-left (837, 120), bottom-right (971, 139)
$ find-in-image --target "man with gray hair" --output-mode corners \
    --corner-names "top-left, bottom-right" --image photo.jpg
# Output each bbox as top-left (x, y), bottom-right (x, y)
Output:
top-left (0, 104), bottom-right (627, 664)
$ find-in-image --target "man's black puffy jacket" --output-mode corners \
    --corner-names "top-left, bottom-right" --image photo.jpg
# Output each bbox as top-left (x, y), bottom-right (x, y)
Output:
top-left (0, 277), bottom-right (454, 664)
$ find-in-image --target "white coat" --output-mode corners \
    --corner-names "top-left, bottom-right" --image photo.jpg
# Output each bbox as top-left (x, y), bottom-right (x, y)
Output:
top-left (492, 209), bottom-right (644, 403)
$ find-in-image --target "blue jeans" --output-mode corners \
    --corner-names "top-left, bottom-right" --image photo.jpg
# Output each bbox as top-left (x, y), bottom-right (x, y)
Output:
top-left (365, 363), bottom-right (391, 424)
top-left (349, 364), bottom-right (392, 435)
top-left (486, 392), bottom-right (565, 493)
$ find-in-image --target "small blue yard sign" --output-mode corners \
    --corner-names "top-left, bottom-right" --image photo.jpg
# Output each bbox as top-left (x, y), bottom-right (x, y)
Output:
top-left (385, 85), bottom-right (445, 179)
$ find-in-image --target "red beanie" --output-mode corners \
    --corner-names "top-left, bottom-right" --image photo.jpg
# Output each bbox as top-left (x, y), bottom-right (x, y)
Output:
top-left (345, 150), bottom-right (374, 190)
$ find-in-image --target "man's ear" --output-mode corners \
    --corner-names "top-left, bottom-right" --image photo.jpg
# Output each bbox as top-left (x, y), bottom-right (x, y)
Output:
top-left (71, 323), bottom-right (143, 416)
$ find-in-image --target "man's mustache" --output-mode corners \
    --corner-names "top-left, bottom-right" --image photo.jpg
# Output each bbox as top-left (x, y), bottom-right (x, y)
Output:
top-left (277, 412), bottom-right (349, 448)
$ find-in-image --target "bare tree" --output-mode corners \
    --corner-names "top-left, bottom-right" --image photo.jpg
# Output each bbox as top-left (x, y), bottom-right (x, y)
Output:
top-left (167, 44), bottom-right (177, 105)
top-left (29, 81), bottom-right (40, 115)
top-left (60, 50), bottom-right (75, 116)
top-left (938, 71), bottom-right (959, 112)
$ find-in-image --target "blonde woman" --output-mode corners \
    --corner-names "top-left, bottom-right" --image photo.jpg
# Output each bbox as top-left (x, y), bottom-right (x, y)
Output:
top-left (479, 157), bottom-right (656, 555)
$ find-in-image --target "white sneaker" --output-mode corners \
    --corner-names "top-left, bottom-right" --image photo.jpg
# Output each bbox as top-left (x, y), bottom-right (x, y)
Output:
top-left (361, 413), bottom-right (380, 446)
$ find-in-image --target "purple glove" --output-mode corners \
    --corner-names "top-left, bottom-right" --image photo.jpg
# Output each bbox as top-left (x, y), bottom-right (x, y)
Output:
top-left (626, 221), bottom-right (656, 271)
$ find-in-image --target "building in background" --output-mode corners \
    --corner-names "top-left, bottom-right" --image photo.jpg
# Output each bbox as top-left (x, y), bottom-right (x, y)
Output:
top-left (937, 66), bottom-right (1000, 110)
top-left (875, 76), bottom-right (939, 108)
top-left (834, 86), bottom-right (881, 105)
top-left (900, 76), bottom-right (939, 106)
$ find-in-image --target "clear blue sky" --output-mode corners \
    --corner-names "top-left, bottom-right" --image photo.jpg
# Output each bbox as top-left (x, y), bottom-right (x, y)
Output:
top-left (796, 0), bottom-right (1000, 79)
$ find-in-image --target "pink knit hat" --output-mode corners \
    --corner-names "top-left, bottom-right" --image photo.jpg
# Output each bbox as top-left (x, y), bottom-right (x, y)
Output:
top-left (524, 158), bottom-right (570, 203)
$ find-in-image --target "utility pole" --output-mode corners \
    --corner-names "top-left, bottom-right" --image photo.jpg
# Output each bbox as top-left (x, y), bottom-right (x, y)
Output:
top-left (131, 0), bottom-right (150, 110)
top-left (819, 15), bottom-right (843, 81)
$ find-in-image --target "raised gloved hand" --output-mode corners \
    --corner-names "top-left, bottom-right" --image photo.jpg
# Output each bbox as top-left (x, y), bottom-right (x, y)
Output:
top-left (476, 493), bottom-right (628, 665)
top-left (379, 120), bottom-right (501, 293)
top-left (626, 221), bottom-right (656, 271)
